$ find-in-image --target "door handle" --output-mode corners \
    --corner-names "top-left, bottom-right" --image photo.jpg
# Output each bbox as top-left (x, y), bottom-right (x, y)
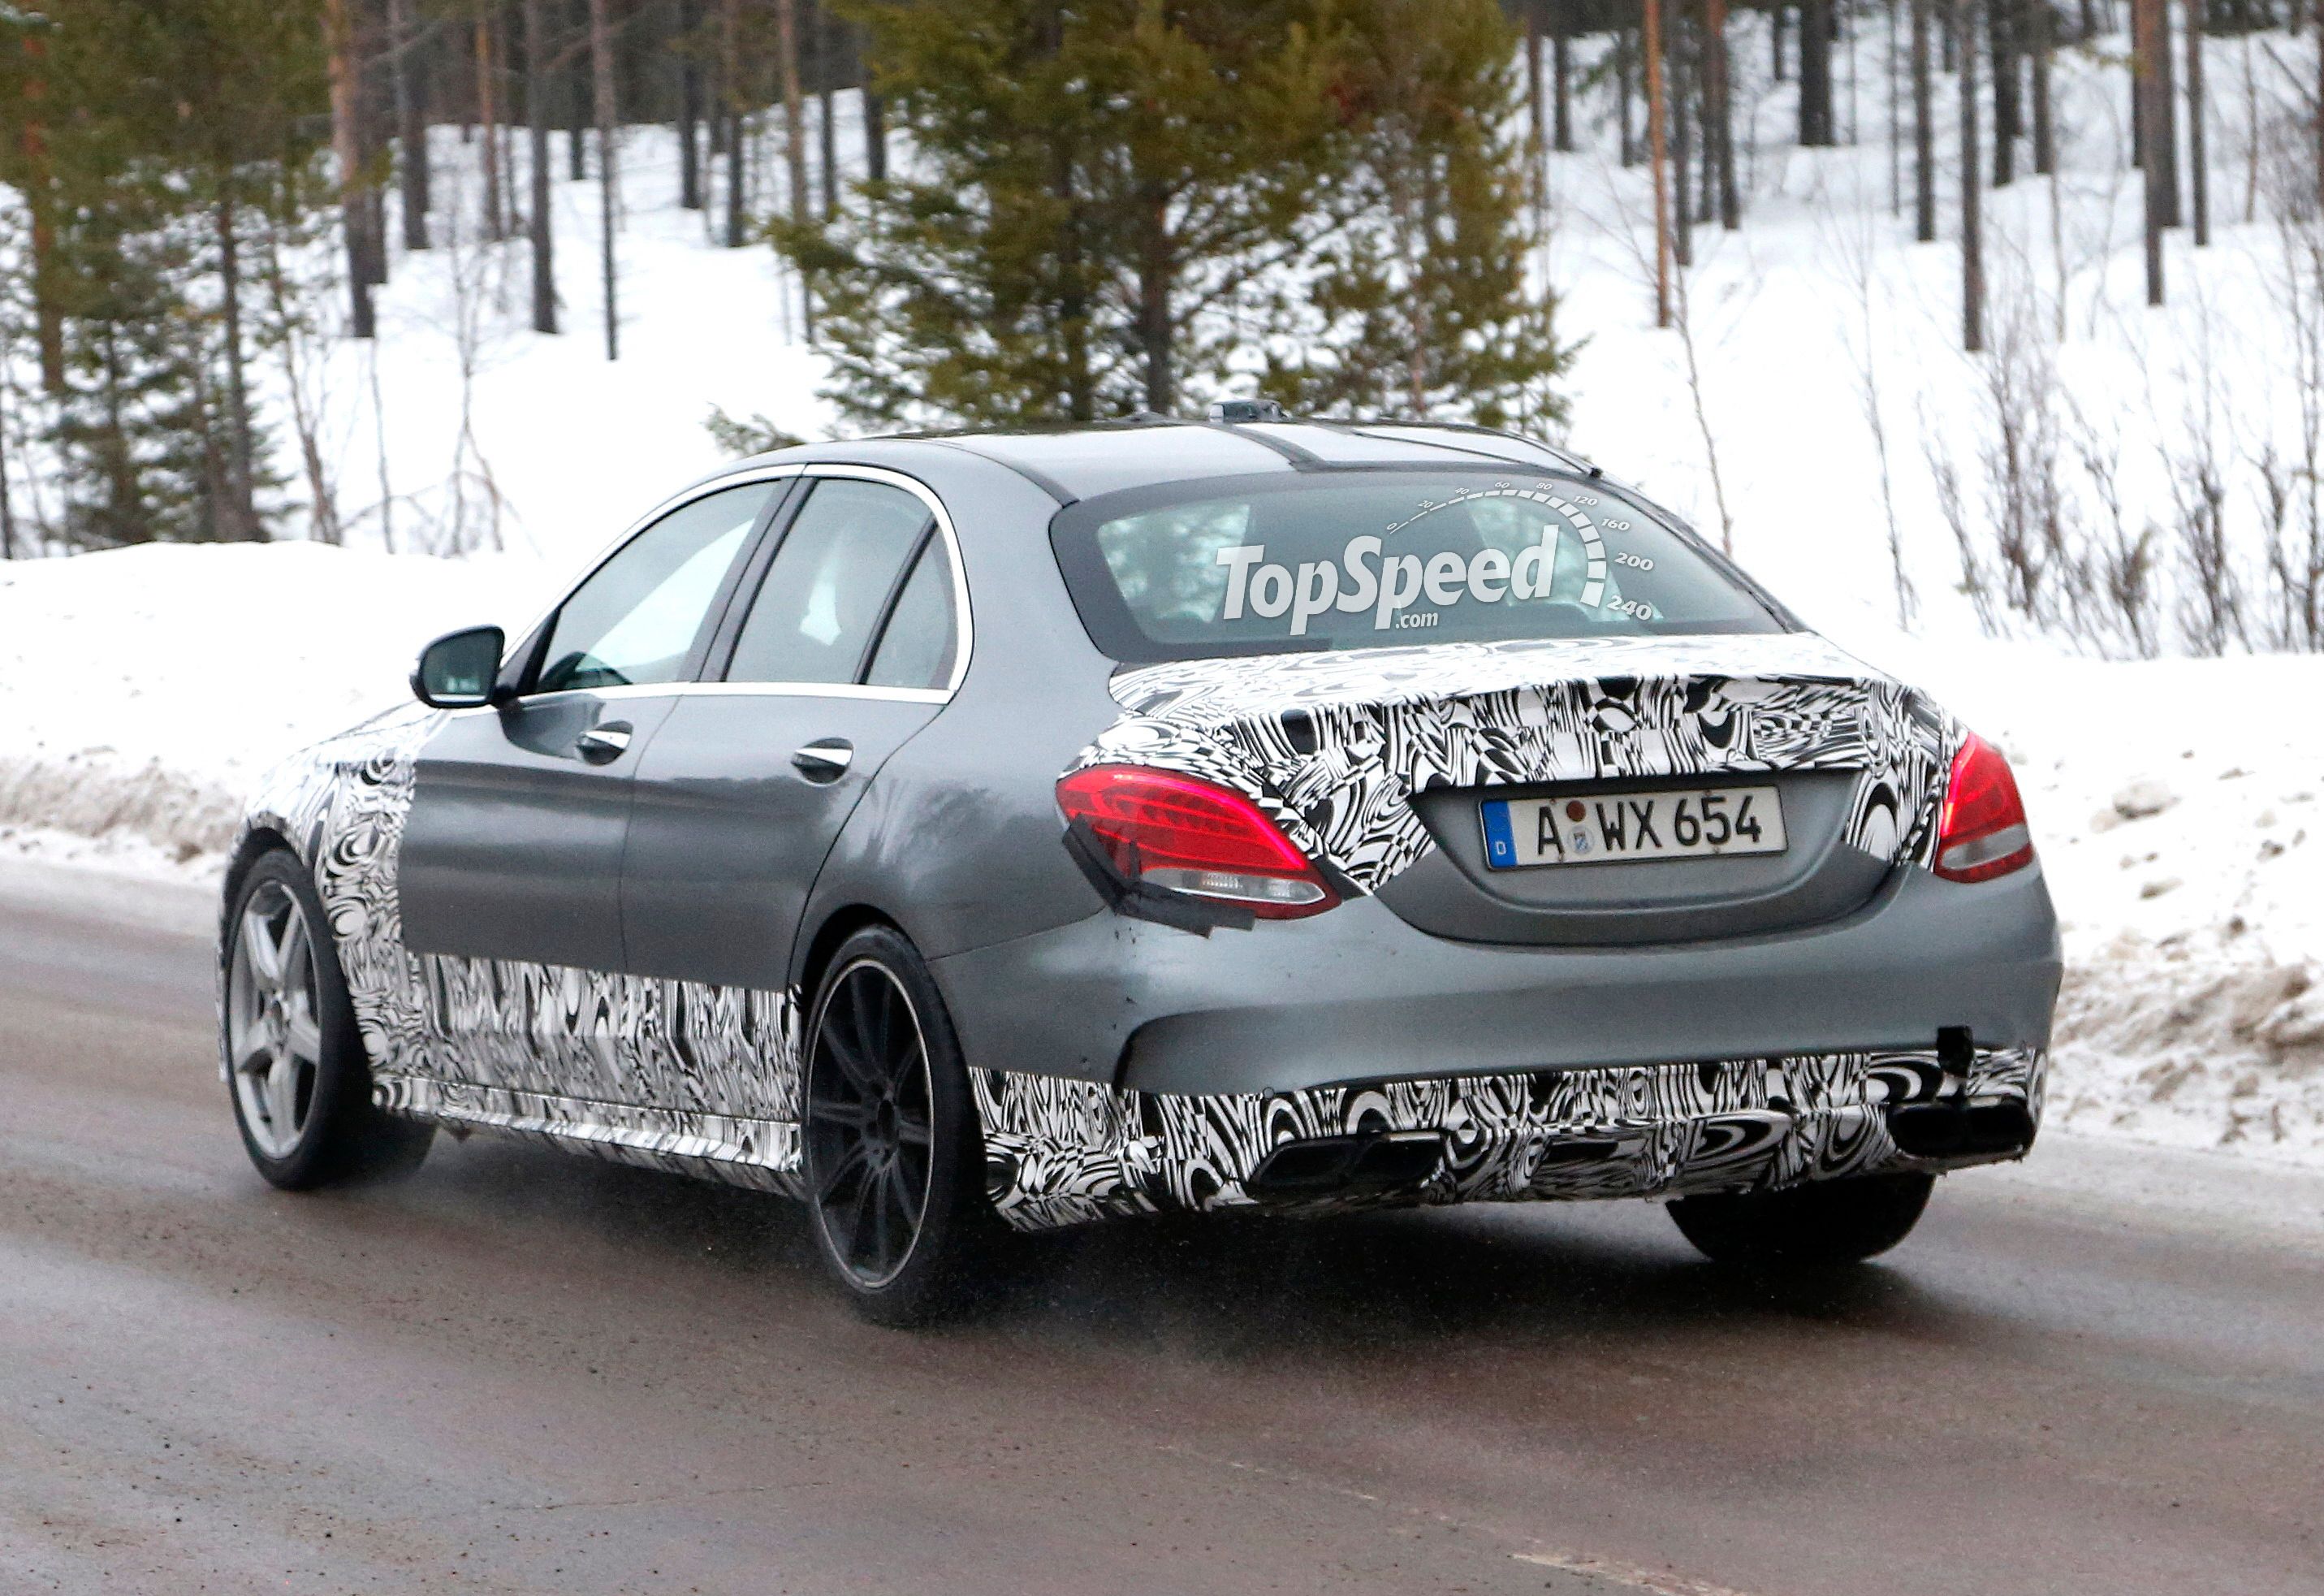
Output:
top-left (790, 738), bottom-right (854, 782)
top-left (577, 721), bottom-right (633, 764)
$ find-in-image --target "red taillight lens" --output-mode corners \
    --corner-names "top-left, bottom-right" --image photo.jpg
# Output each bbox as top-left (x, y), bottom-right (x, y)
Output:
top-left (1056, 765), bottom-right (1339, 919)
top-left (1934, 732), bottom-right (2036, 883)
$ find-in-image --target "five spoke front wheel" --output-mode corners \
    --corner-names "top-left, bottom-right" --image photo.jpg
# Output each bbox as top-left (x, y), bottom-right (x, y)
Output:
top-left (221, 850), bottom-right (432, 1189)
top-left (227, 879), bottom-right (323, 1160)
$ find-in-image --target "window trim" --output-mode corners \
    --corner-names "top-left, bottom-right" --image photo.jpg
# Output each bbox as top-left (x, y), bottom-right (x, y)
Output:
top-left (508, 467), bottom-right (805, 700)
top-left (478, 463), bottom-right (975, 714)
top-left (707, 465), bottom-right (973, 700)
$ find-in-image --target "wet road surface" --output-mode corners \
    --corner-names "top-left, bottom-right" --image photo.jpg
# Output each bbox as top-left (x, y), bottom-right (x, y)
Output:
top-left (2, 859), bottom-right (2318, 1595)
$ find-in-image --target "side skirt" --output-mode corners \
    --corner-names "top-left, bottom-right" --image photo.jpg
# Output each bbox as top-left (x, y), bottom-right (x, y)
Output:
top-left (374, 1075), bottom-right (805, 1196)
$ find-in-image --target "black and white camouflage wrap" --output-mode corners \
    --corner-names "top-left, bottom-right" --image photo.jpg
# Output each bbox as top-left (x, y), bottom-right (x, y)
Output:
top-left (1074, 633), bottom-right (1956, 895)
top-left (971, 1047), bottom-right (2047, 1232)
top-left (231, 708), bottom-right (806, 1195)
top-left (227, 629), bottom-right (2021, 1235)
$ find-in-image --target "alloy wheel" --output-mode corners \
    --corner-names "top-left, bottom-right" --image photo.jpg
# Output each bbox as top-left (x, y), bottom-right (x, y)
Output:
top-left (227, 880), bottom-right (324, 1161)
top-left (805, 958), bottom-right (938, 1289)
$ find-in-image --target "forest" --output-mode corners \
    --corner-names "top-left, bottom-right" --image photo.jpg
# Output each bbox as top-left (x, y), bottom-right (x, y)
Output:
top-left (0, 0), bottom-right (2318, 660)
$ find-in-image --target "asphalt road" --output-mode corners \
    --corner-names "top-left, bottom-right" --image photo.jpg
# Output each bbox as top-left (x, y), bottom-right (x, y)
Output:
top-left (2, 859), bottom-right (2319, 1596)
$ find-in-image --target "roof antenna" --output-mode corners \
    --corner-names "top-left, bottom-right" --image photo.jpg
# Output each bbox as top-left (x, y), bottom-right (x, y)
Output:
top-left (1207, 398), bottom-right (1289, 425)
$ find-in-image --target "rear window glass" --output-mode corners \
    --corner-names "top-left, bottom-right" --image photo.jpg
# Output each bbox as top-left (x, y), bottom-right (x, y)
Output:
top-left (1050, 471), bottom-right (1786, 663)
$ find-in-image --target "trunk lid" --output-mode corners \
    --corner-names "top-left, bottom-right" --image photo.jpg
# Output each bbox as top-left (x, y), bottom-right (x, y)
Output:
top-left (1082, 634), bottom-right (1955, 945)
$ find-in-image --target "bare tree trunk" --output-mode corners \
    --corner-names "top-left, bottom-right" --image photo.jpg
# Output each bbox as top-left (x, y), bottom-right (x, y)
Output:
top-left (778, 0), bottom-right (813, 336)
top-left (589, 0), bottom-right (618, 358)
top-left (2185, 0), bottom-right (2207, 244)
top-left (1772, 2), bottom-right (1787, 80)
top-left (20, 32), bottom-right (63, 392)
top-left (1553, 1), bottom-right (1574, 151)
top-left (525, 0), bottom-right (558, 332)
top-left (1709, 0), bottom-right (1737, 227)
top-left (1525, 0), bottom-right (1546, 212)
top-left (1137, 192), bottom-right (1177, 413)
top-left (477, 5), bottom-right (504, 240)
top-left (1888, 0), bottom-right (1902, 211)
top-left (815, 0), bottom-right (837, 219)
top-left (2136, 0), bottom-right (2166, 303)
top-left (1913, 0), bottom-right (1935, 240)
top-left (722, 0), bottom-right (745, 246)
top-left (863, 75), bottom-right (887, 181)
top-left (1646, 0), bottom-right (1672, 327)
top-left (1959, 0), bottom-right (1985, 350)
top-left (677, 0), bottom-right (702, 209)
top-left (325, 0), bottom-right (376, 339)
top-left (215, 193), bottom-right (259, 540)
top-left (1800, 0), bottom-right (1834, 144)
top-left (387, 0), bottom-right (430, 249)
top-left (1989, 0), bottom-right (2017, 184)
top-left (352, 3), bottom-right (391, 288)
top-left (2155, 0), bottom-right (2181, 226)
top-left (1672, 5), bottom-right (1694, 266)
top-left (0, 397), bottom-right (15, 557)
top-left (2031, 1), bottom-right (2054, 175)
top-left (496, 11), bottom-right (517, 239)
top-left (568, 0), bottom-right (587, 181)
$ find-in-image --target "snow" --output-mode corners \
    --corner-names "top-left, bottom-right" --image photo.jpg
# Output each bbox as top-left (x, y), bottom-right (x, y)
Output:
top-left (2, 26), bottom-right (2319, 1170)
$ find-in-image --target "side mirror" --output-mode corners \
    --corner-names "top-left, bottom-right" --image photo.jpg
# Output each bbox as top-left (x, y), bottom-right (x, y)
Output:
top-left (411, 625), bottom-right (508, 709)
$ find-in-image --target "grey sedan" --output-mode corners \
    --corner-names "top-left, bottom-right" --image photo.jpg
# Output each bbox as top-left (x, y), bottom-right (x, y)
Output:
top-left (220, 415), bottom-right (2060, 1322)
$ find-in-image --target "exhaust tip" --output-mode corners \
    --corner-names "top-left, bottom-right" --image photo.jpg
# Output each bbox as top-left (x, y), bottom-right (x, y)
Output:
top-left (1886, 1101), bottom-right (2036, 1161)
top-left (1247, 1131), bottom-right (1445, 1199)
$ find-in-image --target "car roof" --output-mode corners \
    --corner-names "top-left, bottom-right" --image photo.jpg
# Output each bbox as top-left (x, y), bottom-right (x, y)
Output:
top-left (726, 419), bottom-right (1592, 507)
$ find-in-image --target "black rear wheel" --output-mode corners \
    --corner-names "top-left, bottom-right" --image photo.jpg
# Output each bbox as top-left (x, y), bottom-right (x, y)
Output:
top-left (801, 927), bottom-right (995, 1326)
top-left (1667, 1171), bottom-right (1934, 1267)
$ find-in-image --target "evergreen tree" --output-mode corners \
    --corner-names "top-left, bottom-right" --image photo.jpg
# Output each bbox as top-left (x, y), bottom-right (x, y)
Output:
top-left (0, 0), bottom-right (326, 546)
top-left (1262, 0), bottom-right (1571, 431)
top-left (780, 0), bottom-right (1346, 428)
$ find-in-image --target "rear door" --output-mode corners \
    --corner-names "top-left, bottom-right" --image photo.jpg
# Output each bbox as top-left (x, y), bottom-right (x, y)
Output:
top-left (620, 469), bottom-right (967, 1062)
top-left (399, 480), bottom-right (781, 975)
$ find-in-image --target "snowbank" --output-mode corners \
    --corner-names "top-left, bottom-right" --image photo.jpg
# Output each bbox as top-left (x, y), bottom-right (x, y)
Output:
top-left (2, 541), bottom-right (2318, 1169)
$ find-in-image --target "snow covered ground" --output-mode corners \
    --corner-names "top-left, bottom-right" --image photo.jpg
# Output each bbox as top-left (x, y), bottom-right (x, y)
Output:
top-left (2, 24), bottom-right (2319, 1170)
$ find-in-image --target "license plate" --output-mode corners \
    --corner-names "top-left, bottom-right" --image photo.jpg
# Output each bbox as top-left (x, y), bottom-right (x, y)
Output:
top-left (1479, 785), bottom-right (1786, 870)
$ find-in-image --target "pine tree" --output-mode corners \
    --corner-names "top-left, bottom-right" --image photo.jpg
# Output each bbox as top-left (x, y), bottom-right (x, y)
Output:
top-left (780, 0), bottom-right (1345, 427)
top-left (1261, 0), bottom-right (1571, 431)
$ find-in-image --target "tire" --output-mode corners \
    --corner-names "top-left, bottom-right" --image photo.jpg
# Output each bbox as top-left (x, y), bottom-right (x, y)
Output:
top-left (800, 926), bottom-right (998, 1326)
top-left (222, 849), bottom-right (434, 1190)
top-left (1666, 1171), bottom-right (1935, 1268)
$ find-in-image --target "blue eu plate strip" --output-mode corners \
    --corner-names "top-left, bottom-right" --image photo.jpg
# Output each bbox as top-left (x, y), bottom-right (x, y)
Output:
top-left (1479, 799), bottom-right (1517, 871)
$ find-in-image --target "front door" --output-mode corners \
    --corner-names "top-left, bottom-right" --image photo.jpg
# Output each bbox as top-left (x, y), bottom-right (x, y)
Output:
top-left (400, 481), bottom-right (780, 980)
top-left (620, 473), bottom-right (964, 1121)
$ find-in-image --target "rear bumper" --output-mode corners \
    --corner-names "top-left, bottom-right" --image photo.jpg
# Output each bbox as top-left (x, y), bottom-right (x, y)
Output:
top-left (935, 859), bottom-right (2059, 1231)
top-left (931, 860), bottom-right (2062, 1096)
top-left (968, 1045), bottom-right (2046, 1232)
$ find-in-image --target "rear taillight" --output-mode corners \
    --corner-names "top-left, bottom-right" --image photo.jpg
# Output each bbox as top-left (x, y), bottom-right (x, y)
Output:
top-left (1056, 765), bottom-right (1339, 919)
top-left (1933, 733), bottom-right (2036, 883)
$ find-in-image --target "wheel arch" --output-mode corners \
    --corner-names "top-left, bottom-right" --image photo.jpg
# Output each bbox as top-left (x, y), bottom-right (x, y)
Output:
top-left (793, 902), bottom-right (907, 1024)
top-left (220, 824), bottom-right (300, 949)
top-left (792, 902), bottom-right (991, 1144)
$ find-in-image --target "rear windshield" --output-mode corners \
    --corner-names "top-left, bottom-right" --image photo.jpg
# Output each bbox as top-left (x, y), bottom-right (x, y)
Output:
top-left (1050, 471), bottom-right (1787, 663)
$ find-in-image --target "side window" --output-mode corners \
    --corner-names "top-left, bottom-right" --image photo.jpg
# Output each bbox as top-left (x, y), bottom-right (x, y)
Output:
top-left (725, 479), bottom-right (933, 685)
top-left (865, 534), bottom-right (960, 690)
top-left (536, 483), bottom-right (774, 693)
